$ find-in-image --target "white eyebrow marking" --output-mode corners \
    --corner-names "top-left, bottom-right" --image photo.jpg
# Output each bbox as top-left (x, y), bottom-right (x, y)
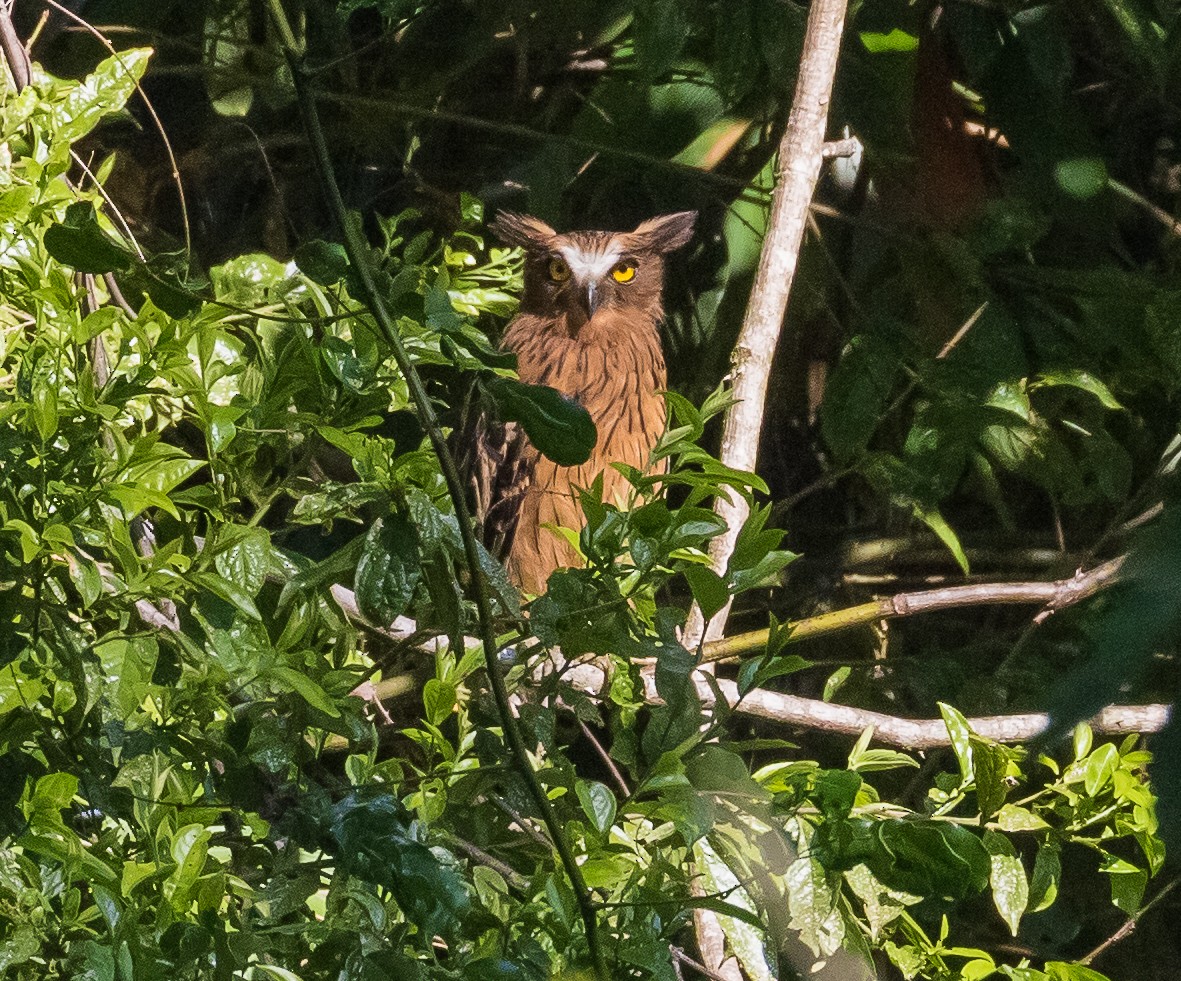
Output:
top-left (561, 246), bottom-right (623, 284)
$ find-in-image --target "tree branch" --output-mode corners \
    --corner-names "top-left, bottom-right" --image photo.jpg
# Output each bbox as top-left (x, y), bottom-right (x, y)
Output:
top-left (685, 0), bottom-right (850, 647)
top-left (0, 3), bottom-right (32, 90)
top-left (135, 553), bottom-right (1166, 751)
top-left (701, 556), bottom-right (1126, 664)
top-left (698, 679), bottom-right (1170, 750)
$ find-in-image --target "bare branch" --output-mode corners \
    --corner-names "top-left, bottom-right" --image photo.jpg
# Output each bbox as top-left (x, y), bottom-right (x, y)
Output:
top-left (701, 679), bottom-right (1170, 750)
top-left (701, 556), bottom-right (1126, 663)
top-left (0, 3), bottom-right (32, 89)
top-left (685, 0), bottom-right (850, 647)
top-left (130, 559), bottom-right (1165, 751)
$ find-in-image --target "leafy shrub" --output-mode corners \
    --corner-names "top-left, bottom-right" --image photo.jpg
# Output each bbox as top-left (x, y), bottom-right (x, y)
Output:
top-left (0, 41), bottom-right (1164, 981)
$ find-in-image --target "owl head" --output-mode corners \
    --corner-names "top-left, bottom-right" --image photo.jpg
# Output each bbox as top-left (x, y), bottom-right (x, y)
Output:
top-left (490, 210), bottom-right (697, 332)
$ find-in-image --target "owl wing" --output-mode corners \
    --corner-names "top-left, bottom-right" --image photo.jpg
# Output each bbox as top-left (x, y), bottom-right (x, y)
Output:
top-left (470, 412), bottom-right (538, 562)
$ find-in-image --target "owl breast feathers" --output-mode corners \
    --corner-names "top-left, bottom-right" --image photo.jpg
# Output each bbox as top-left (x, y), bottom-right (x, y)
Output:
top-left (472, 210), bottom-right (697, 595)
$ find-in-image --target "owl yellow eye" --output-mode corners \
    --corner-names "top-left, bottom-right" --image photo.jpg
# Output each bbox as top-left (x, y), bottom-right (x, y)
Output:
top-left (612, 262), bottom-right (636, 283)
top-left (547, 258), bottom-right (571, 282)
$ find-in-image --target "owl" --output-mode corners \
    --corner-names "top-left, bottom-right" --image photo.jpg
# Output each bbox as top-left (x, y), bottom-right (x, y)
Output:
top-left (473, 210), bottom-right (698, 595)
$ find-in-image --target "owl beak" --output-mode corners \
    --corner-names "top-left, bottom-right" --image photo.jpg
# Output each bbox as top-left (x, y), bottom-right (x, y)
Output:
top-left (583, 282), bottom-right (600, 319)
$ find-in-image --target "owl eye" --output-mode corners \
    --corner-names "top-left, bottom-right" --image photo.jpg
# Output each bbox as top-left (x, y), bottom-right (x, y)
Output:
top-left (612, 262), bottom-right (637, 283)
top-left (547, 258), bottom-right (571, 282)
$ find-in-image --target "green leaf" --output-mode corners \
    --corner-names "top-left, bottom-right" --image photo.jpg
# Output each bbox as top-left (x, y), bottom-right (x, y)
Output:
top-left (1045, 962), bottom-right (1118, 981)
top-left (683, 565), bottom-right (729, 621)
top-left (213, 525), bottom-right (270, 596)
top-left (940, 703), bottom-right (975, 784)
top-left (995, 804), bottom-right (1050, 832)
top-left (916, 507), bottom-right (969, 575)
top-left (330, 790), bottom-right (469, 938)
top-left (208, 405), bottom-right (240, 453)
top-left (1055, 157), bottom-right (1109, 199)
top-left (355, 513), bottom-right (421, 624)
top-left (633, 0), bottom-right (689, 81)
top-left (295, 239), bottom-right (350, 285)
top-left (54, 48), bottom-right (152, 143)
top-left (30, 772), bottom-right (79, 813)
top-left (575, 780), bottom-right (616, 835)
top-left (786, 854), bottom-right (845, 958)
top-left (859, 29), bottom-right (919, 53)
top-left (486, 377), bottom-right (597, 467)
top-left (132, 263), bottom-right (206, 317)
top-left (44, 202), bottom-right (134, 274)
top-left (737, 653), bottom-right (809, 698)
top-left (1028, 838), bottom-right (1061, 913)
top-left (31, 374), bottom-right (59, 441)
top-left (693, 838), bottom-right (776, 979)
top-left (68, 553), bottom-right (103, 608)
top-left (825, 818), bottom-right (991, 899)
top-left (192, 571), bottom-right (262, 621)
top-left (655, 787), bottom-right (715, 845)
top-left (822, 666), bottom-right (851, 701)
top-left (1083, 743), bottom-right (1120, 795)
top-left (1100, 855), bottom-right (1147, 913)
top-left (821, 334), bottom-right (902, 463)
top-left (422, 678), bottom-right (457, 727)
top-left (323, 335), bottom-right (375, 392)
top-left (76, 306), bottom-right (124, 344)
top-left (973, 738), bottom-right (1011, 820)
top-left (983, 830), bottom-right (1029, 936)
top-left (269, 665), bottom-right (342, 718)
top-left (1031, 369), bottom-right (1124, 410)
top-left (168, 823), bottom-right (212, 898)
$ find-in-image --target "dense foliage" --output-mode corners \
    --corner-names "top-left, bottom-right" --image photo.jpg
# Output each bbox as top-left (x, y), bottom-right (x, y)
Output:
top-left (0, 1), bottom-right (1178, 980)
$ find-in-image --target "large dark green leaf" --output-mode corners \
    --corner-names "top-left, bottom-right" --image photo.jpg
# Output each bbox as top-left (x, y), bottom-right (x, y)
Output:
top-left (43, 202), bottom-right (134, 274)
top-left (821, 333), bottom-right (902, 463)
top-left (354, 512), bottom-right (422, 624)
top-left (486, 377), bottom-right (597, 467)
top-left (819, 817), bottom-right (991, 899)
top-left (294, 239), bottom-right (350, 285)
top-left (330, 790), bottom-right (469, 938)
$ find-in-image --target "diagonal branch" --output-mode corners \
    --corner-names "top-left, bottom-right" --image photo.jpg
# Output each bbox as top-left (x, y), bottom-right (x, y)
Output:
top-left (700, 555), bottom-right (1126, 664)
top-left (684, 0), bottom-right (851, 648)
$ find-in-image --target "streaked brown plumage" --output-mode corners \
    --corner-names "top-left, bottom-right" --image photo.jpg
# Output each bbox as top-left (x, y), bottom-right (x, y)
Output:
top-left (474, 210), bottom-right (697, 594)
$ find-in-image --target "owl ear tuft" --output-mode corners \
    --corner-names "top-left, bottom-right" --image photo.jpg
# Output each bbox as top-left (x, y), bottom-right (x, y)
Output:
top-left (632, 211), bottom-right (698, 253)
top-left (490, 212), bottom-right (558, 249)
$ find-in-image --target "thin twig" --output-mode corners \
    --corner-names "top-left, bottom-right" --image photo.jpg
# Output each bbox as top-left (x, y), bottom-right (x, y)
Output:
top-left (316, 90), bottom-right (765, 197)
top-left (696, 678), bottom-right (1169, 750)
top-left (577, 718), bottom-right (630, 797)
top-left (1080, 878), bottom-right (1179, 966)
top-left (103, 272), bottom-right (137, 317)
top-left (70, 149), bottom-right (146, 261)
top-left (685, 0), bottom-right (850, 647)
top-left (447, 835), bottom-right (531, 893)
top-left (1108, 178), bottom-right (1181, 239)
top-left (671, 944), bottom-right (739, 981)
top-left (936, 300), bottom-right (988, 359)
top-left (821, 136), bottom-right (862, 159)
top-left (134, 546), bottom-right (1155, 750)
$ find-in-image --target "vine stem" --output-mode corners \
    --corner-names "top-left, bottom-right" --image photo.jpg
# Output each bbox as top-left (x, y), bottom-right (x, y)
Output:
top-left (263, 4), bottom-right (608, 977)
